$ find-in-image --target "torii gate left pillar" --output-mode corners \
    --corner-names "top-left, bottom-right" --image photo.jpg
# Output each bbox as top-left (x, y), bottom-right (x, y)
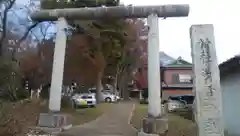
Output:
top-left (31, 5), bottom-right (189, 135)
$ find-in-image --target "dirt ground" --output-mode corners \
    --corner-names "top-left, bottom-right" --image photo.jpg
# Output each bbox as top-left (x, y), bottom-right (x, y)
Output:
top-left (0, 99), bottom-right (47, 136)
top-left (0, 99), bottom-right (111, 136)
top-left (62, 103), bottom-right (112, 125)
top-left (130, 104), bottom-right (197, 136)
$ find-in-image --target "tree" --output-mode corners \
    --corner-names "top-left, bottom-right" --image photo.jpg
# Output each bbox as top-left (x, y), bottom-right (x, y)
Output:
top-left (11, 0), bottom-right (148, 102)
top-left (0, 0), bottom-right (16, 56)
top-left (0, 0), bottom-right (57, 100)
top-left (0, 0), bottom-right (42, 56)
top-left (37, 0), bottom-right (149, 101)
top-left (101, 18), bottom-right (147, 98)
top-left (38, 0), bottom-right (127, 102)
top-left (19, 20), bottom-right (55, 84)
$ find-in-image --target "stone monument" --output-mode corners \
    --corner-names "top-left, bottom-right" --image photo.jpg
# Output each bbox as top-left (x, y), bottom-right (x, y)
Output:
top-left (190, 24), bottom-right (224, 136)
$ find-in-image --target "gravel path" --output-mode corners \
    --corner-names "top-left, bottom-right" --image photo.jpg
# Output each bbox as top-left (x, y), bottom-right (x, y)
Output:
top-left (58, 101), bottom-right (137, 136)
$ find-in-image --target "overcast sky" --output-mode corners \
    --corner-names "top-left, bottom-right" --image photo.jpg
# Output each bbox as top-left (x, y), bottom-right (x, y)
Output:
top-left (16, 0), bottom-right (239, 63)
top-left (122, 0), bottom-right (240, 63)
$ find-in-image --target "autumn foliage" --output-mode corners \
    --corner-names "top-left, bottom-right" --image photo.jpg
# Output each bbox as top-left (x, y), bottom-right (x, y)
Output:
top-left (18, 19), bottom-right (147, 95)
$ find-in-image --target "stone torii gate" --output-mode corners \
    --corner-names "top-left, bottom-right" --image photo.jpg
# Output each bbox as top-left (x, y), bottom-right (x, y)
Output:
top-left (31, 4), bottom-right (189, 135)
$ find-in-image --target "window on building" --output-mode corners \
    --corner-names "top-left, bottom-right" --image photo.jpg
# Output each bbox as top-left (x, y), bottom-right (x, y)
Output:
top-left (179, 74), bottom-right (192, 83)
top-left (172, 74), bottom-right (192, 84)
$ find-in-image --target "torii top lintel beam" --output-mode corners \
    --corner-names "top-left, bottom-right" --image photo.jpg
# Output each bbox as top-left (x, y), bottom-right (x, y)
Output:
top-left (31, 4), bottom-right (189, 21)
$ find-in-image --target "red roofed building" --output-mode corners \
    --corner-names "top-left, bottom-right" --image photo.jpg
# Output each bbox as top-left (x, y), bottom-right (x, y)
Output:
top-left (134, 52), bottom-right (193, 100)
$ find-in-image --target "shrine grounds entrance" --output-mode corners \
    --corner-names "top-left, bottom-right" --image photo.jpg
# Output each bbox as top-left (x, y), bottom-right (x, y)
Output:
top-left (31, 4), bottom-right (224, 136)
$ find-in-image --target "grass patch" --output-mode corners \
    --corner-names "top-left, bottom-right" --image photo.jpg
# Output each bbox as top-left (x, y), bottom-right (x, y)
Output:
top-left (131, 104), bottom-right (197, 136)
top-left (62, 103), bottom-right (112, 125)
top-left (173, 108), bottom-right (195, 121)
top-left (130, 104), bottom-right (148, 130)
top-left (167, 114), bottom-right (197, 136)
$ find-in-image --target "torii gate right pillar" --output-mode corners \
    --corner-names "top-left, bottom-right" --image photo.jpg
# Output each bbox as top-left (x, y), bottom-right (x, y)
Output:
top-left (140, 13), bottom-right (167, 136)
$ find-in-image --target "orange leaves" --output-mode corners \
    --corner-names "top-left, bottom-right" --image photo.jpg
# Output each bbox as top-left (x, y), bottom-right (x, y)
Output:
top-left (66, 34), bottom-right (106, 84)
top-left (19, 18), bottom-right (148, 86)
top-left (18, 34), bottom-right (107, 86)
top-left (67, 34), bottom-right (106, 71)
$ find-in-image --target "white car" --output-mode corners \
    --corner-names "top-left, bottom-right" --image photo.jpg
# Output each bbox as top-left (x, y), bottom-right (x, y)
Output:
top-left (102, 92), bottom-right (120, 102)
top-left (167, 94), bottom-right (195, 112)
top-left (71, 93), bottom-right (96, 108)
top-left (88, 88), bottom-right (120, 103)
top-left (167, 100), bottom-right (185, 112)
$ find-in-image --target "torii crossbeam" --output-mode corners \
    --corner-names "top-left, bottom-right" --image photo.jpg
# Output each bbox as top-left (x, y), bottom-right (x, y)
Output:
top-left (31, 5), bottom-right (189, 21)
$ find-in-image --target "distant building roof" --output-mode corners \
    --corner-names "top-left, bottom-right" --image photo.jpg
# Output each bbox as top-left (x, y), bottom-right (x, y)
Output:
top-left (164, 56), bottom-right (192, 68)
top-left (219, 55), bottom-right (240, 75)
top-left (143, 51), bottom-right (176, 66)
top-left (159, 51), bottom-right (176, 66)
top-left (143, 51), bottom-right (192, 68)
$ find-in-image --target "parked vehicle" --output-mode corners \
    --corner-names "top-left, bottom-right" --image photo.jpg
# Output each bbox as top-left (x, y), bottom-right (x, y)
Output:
top-left (88, 88), bottom-right (120, 102)
top-left (167, 94), bottom-right (195, 112)
top-left (167, 100), bottom-right (185, 112)
top-left (71, 93), bottom-right (96, 108)
top-left (102, 91), bottom-right (120, 102)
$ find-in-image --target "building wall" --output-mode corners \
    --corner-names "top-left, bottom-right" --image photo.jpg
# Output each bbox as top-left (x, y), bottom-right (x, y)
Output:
top-left (221, 72), bottom-right (240, 135)
top-left (164, 69), bottom-right (192, 85)
top-left (136, 67), bottom-right (193, 89)
top-left (162, 89), bottom-right (193, 100)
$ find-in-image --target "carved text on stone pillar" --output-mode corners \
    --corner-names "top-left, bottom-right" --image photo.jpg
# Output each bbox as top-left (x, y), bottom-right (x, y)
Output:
top-left (197, 37), bottom-right (222, 135)
top-left (198, 38), bottom-right (215, 97)
top-left (203, 118), bottom-right (222, 134)
top-left (190, 24), bottom-right (224, 136)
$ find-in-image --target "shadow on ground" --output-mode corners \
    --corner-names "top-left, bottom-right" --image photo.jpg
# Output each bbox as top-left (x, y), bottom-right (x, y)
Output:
top-left (173, 107), bottom-right (195, 121)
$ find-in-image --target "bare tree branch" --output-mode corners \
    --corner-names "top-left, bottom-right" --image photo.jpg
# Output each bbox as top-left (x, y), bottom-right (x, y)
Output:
top-left (17, 22), bottom-right (40, 45)
top-left (30, 30), bottom-right (41, 43)
top-left (0, 0), bottom-right (16, 56)
top-left (40, 21), bottom-right (53, 39)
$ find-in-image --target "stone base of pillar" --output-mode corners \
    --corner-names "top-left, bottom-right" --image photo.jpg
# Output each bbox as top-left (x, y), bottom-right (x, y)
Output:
top-left (29, 112), bottom-right (72, 134)
top-left (139, 116), bottom-right (168, 136)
